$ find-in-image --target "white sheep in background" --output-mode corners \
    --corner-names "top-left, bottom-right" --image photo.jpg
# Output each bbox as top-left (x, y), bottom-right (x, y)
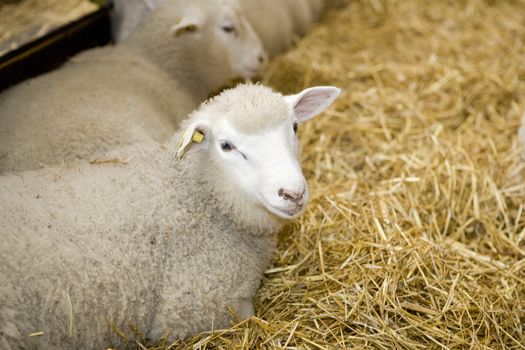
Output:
top-left (0, 84), bottom-right (341, 349)
top-left (111, 0), bottom-right (343, 58)
top-left (0, 0), bottom-right (266, 173)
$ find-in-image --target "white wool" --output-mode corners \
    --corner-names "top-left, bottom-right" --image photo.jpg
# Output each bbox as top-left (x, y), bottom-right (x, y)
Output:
top-left (0, 47), bottom-right (195, 173)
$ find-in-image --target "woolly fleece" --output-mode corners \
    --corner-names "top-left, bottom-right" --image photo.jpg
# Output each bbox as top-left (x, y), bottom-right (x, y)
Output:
top-left (0, 46), bottom-right (196, 173)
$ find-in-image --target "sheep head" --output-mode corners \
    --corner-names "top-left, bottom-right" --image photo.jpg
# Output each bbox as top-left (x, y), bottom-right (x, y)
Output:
top-left (177, 84), bottom-right (340, 220)
top-left (168, 0), bottom-right (267, 81)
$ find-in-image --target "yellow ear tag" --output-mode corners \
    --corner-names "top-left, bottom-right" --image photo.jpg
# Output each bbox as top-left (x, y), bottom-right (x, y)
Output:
top-left (177, 130), bottom-right (204, 160)
top-left (192, 130), bottom-right (204, 143)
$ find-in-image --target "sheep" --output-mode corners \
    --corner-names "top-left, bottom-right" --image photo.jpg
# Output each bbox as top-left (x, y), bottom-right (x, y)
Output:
top-left (0, 0), bottom-right (267, 174)
top-left (0, 83), bottom-right (341, 349)
top-left (121, 0), bottom-right (268, 101)
top-left (111, 0), bottom-right (333, 58)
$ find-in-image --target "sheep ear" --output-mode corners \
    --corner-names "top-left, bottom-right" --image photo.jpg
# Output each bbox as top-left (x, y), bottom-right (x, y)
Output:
top-left (176, 122), bottom-right (210, 160)
top-left (170, 11), bottom-right (204, 37)
top-left (285, 86), bottom-right (341, 122)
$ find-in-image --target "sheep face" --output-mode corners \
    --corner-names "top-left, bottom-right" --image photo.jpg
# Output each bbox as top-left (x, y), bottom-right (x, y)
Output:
top-left (213, 119), bottom-right (308, 219)
top-left (177, 85), bottom-right (341, 220)
top-left (170, 0), bottom-right (267, 80)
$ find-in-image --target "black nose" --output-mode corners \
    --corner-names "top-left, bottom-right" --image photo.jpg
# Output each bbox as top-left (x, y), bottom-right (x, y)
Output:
top-left (278, 188), bottom-right (304, 203)
top-left (258, 54), bottom-right (265, 64)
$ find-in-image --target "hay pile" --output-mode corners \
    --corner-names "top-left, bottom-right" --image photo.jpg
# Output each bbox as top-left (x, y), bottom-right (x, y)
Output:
top-left (148, 0), bottom-right (525, 348)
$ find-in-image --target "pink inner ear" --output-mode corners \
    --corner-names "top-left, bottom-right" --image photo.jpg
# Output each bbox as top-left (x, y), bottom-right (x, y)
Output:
top-left (295, 93), bottom-right (332, 120)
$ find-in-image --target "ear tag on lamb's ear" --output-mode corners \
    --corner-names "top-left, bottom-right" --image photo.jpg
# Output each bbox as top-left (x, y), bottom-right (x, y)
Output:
top-left (177, 130), bottom-right (204, 160)
top-left (192, 130), bottom-right (204, 143)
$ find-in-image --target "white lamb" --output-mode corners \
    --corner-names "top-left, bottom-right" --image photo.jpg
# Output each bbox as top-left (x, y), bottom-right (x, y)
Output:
top-left (0, 84), bottom-right (340, 349)
top-left (122, 0), bottom-right (267, 101)
top-left (0, 0), bottom-right (266, 173)
top-left (111, 0), bottom-right (334, 58)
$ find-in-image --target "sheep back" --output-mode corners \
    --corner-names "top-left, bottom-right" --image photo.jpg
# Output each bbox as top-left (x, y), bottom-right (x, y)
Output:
top-left (0, 46), bottom-right (197, 173)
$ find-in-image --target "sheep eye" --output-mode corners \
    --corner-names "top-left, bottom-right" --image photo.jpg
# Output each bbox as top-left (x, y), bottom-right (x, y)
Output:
top-left (220, 141), bottom-right (234, 152)
top-left (222, 25), bottom-right (236, 33)
top-left (293, 122), bottom-right (298, 133)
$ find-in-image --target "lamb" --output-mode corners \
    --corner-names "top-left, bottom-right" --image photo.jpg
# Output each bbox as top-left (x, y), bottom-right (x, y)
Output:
top-left (0, 83), bottom-right (341, 349)
top-left (111, 0), bottom-right (333, 58)
top-left (0, 0), bottom-right (267, 173)
top-left (121, 0), bottom-right (267, 101)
